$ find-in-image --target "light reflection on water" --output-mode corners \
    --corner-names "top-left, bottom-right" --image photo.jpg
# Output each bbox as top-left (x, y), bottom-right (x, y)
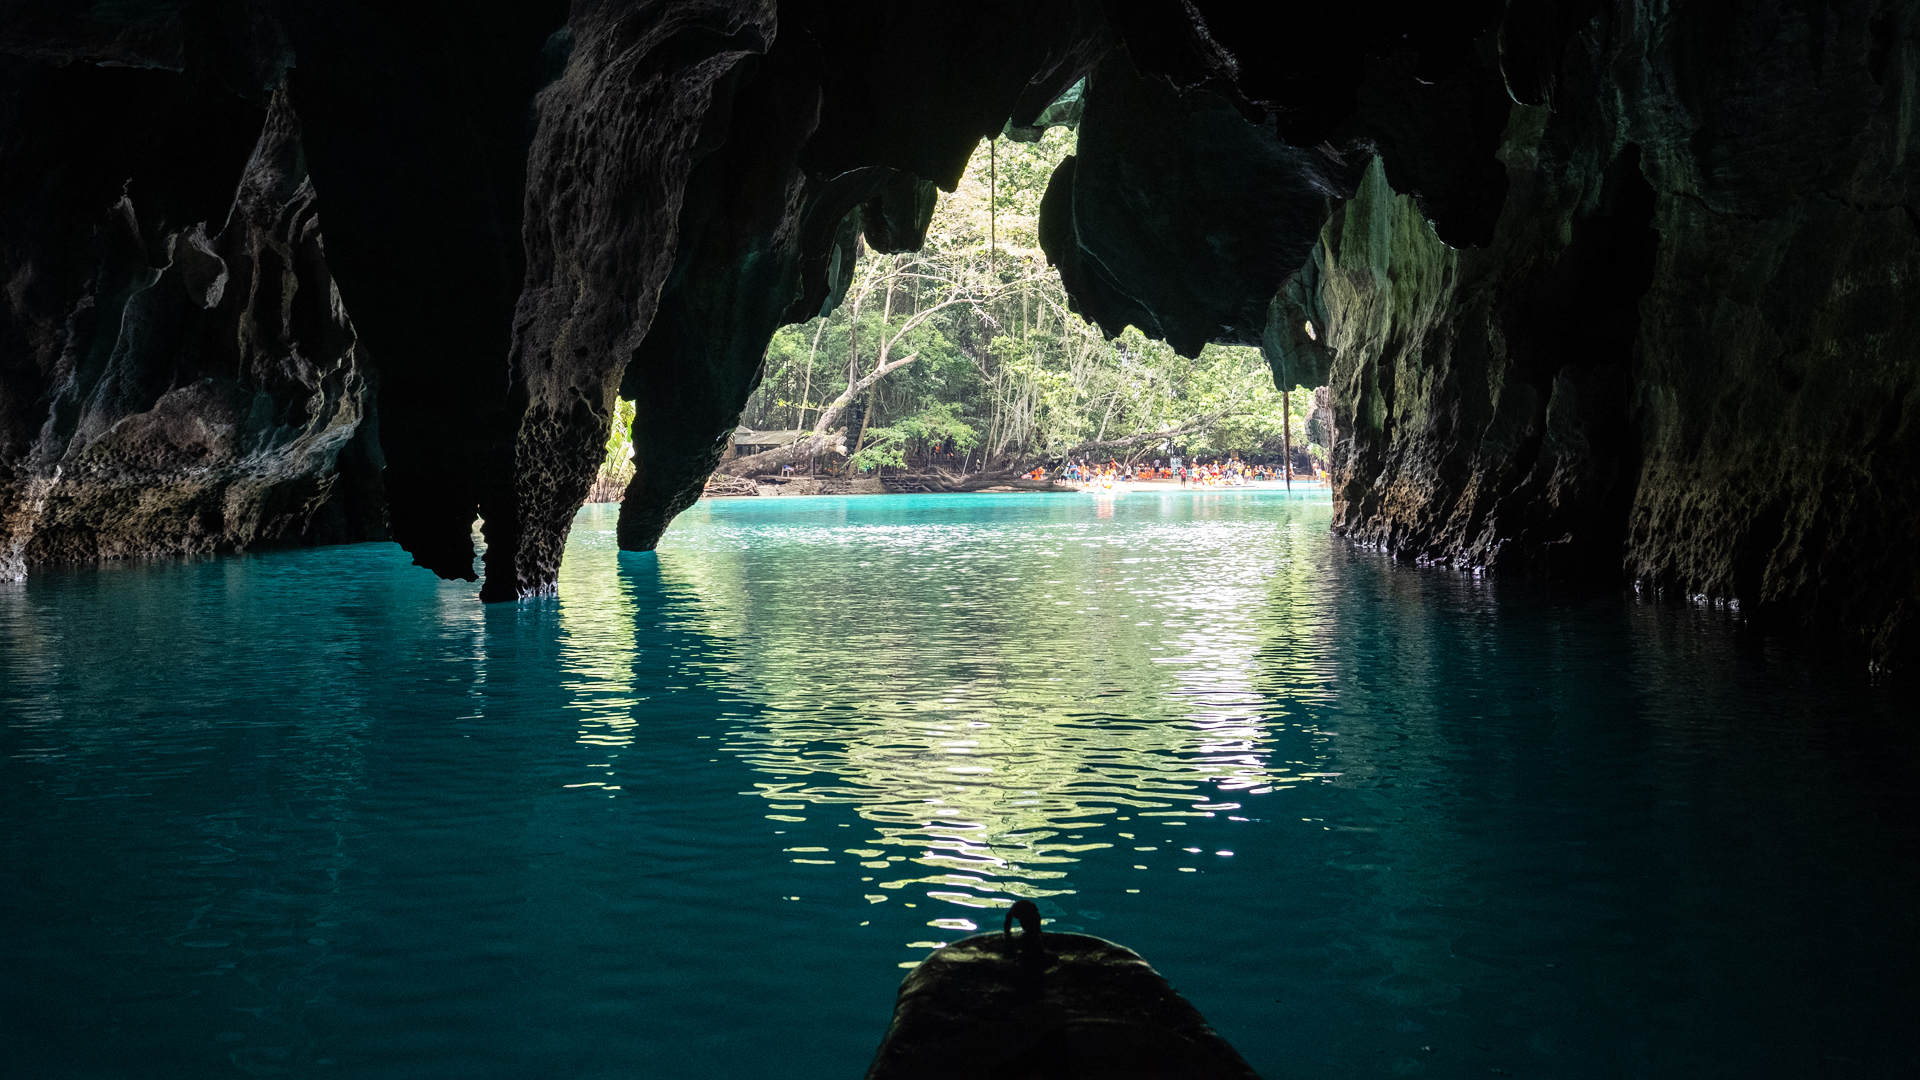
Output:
top-left (616, 499), bottom-right (1326, 914)
top-left (548, 493), bottom-right (1343, 945)
top-left (1, 491), bottom-right (1914, 1080)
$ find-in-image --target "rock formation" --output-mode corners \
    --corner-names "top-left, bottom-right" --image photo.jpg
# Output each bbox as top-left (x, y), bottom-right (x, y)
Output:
top-left (612, 0), bottom-right (1105, 552)
top-left (0, 31), bottom-right (382, 576)
top-left (1254, 6), bottom-right (1920, 672)
top-left (273, 1), bottom-right (570, 592)
top-left (0, 1), bottom-right (1913, 670)
top-left (1050, 3), bottom-right (1919, 672)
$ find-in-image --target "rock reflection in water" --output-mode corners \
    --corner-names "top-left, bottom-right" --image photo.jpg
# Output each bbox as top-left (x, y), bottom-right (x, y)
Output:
top-left (7, 493), bottom-right (1914, 1079)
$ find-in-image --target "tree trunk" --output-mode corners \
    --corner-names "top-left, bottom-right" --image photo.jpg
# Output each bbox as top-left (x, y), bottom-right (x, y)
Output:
top-left (798, 316), bottom-right (825, 428)
top-left (851, 260), bottom-right (897, 462)
top-left (1283, 388), bottom-right (1292, 490)
top-left (720, 352), bottom-right (920, 475)
top-left (988, 137), bottom-right (996, 278)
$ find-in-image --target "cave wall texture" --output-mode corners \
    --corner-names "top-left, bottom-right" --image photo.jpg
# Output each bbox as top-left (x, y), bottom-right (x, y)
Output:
top-left (1259, 4), bottom-right (1920, 673)
top-left (0, 1), bottom-right (1915, 671)
top-left (0, 20), bottom-right (381, 578)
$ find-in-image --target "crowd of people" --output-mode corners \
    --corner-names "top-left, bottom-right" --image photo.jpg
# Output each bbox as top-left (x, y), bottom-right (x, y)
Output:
top-left (1038, 456), bottom-right (1320, 489)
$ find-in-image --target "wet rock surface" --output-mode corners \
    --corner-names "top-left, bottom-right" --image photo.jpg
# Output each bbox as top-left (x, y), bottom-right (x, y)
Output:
top-left (0, 2), bottom-right (1913, 668)
top-left (1039, 47), bottom-right (1350, 358)
top-left (612, 25), bottom-right (833, 554)
top-left (0, 42), bottom-right (383, 576)
top-left (502, 0), bottom-right (775, 597)
top-left (1275, 5), bottom-right (1920, 671)
top-left (274, 1), bottom-right (570, 591)
top-left (866, 929), bottom-right (1260, 1080)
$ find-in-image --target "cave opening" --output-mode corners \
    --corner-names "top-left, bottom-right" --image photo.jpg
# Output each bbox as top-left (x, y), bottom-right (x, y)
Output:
top-left (1, 3), bottom-right (1916, 1078)
top-left (589, 128), bottom-right (1335, 506)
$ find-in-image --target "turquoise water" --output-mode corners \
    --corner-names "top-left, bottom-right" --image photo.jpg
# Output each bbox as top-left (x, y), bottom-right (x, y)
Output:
top-left (2, 491), bottom-right (1915, 1079)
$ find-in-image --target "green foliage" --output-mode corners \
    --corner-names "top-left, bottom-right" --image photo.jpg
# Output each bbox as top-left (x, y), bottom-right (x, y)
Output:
top-left (850, 402), bottom-right (979, 470)
top-left (626, 121), bottom-right (1330, 478)
top-left (606, 398), bottom-right (636, 463)
top-left (593, 397), bottom-right (637, 495)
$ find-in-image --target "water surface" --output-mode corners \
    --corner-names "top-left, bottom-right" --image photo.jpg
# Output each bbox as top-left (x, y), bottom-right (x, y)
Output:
top-left (2, 492), bottom-right (1914, 1078)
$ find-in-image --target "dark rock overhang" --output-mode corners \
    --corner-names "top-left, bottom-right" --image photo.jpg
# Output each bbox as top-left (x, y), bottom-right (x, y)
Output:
top-left (1, 1), bottom-right (1915, 670)
top-left (0, 0), bottom-right (1479, 584)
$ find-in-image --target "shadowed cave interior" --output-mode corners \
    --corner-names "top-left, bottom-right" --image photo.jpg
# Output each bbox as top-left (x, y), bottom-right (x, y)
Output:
top-left (3, 6), bottom-right (1920, 1078)
top-left (1, 0), bottom-right (1916, 672)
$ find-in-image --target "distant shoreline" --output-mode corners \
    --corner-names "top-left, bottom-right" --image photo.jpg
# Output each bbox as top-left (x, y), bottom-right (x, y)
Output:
top-left (583, 477), bottom-right (1333, 505)
top-left (679, 478), bottom-right (1332, 500)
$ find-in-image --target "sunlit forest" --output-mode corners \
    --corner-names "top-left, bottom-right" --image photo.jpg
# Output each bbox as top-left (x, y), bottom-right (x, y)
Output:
top-left (600, 125), bottom-right (1326, 492)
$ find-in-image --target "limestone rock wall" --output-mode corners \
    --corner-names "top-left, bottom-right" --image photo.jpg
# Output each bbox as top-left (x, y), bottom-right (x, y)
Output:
top-left (0, 0), bottom-right (1913, 675)
top-left (496, 0), bottom-right (777, 598)
top-left (609, 22), bottom-right (824, 555)
top-left (0, 37), bottom-right (383, 579)
top-left (1283, 4), bottom-right (1920, 671)
top-left (1625, 4), bottom-right (1920, 671)
top-left (271, 0), bottom-right (571, 591)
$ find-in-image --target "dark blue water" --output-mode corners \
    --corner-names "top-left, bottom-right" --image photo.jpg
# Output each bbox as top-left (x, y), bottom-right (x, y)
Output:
top-left (3, 492), bottom-right (1915, 1079)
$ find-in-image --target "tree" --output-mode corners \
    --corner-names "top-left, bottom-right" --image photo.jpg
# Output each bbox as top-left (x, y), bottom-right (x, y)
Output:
top-left (719, 250), bottom-right (991, 476)
top-left (613, 124), bottom-right (1328, 483)
top-left (589, 397), bottom-right (637, 502)
top-left (849, 402), bottom-right (980, 470)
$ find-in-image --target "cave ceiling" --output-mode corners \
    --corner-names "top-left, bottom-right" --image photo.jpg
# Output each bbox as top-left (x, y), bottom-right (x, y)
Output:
top-left (0, 0), bottom-right (1914, 671)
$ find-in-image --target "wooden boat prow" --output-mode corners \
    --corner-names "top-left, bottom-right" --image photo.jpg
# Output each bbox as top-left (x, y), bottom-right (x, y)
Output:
top-left (864, 903), bottom-right (1261, 1079)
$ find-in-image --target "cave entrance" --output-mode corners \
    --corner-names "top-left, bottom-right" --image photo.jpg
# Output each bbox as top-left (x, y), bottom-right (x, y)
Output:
top-left (593, 130), bottom-right (1330, 500)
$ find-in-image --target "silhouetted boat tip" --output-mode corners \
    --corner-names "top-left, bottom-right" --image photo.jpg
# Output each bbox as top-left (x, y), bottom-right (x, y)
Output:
top-left (865, 901), bottom-right (1261, 1079)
